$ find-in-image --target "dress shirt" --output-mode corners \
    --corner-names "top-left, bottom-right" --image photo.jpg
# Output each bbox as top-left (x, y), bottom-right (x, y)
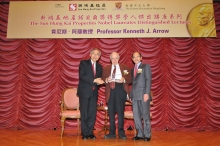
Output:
top-left (111, 64), bottom-right (122, 80)
top-left (91, 60), bottom-right (96, 69)
top-left (136, 62), bottom-right (141, 69)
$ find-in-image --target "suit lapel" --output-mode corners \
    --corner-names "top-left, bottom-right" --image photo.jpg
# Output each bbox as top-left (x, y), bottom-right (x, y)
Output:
top-left (107, 65), bottom-right (111, 77)
top-left (132, 67), bottom-right (134, 80)
top-left (96, 63), bottom-right (101, 77)
top-left (95, 64), bottom-right (98, 77)
top-left (88, 60), bottom-right (95, 77)
top-left (119, 64), bottom-right (123, 77)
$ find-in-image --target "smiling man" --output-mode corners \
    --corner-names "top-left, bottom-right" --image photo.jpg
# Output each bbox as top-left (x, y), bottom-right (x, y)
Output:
top-left (102, 52), bottom-right (131, 140)
top-left (130, 52), bottom-right (152, 141)
top-left (77, 48), bottom-right (104, 140)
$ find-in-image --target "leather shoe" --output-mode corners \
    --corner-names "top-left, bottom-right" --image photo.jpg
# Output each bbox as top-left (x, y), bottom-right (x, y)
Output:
top-left (119, 134), bottom-right (127, 140)
top-left (132, 136), bottom-right (143, 140)
top-left (104, 134), bottom-right (116, 139)
top-left (144, 137), bottom-right (151, 141)
top-left (82, 135), bottom-right (88, 140)
top-left (88, 134), bottom-right (96, 139)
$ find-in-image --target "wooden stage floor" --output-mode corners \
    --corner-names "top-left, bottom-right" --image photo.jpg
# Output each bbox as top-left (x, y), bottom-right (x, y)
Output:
top-left (0, 129), bottom-right (220, 146)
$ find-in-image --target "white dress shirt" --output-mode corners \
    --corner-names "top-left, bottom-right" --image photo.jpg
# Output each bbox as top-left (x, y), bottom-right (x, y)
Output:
top-left (91, 60), bottom-right (96, 69)
top-left (111, 64), bottom-right (122, 80)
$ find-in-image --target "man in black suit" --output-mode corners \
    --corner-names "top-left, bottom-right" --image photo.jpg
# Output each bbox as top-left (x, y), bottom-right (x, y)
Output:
top-left (77, 48), bottom-right (104, 140)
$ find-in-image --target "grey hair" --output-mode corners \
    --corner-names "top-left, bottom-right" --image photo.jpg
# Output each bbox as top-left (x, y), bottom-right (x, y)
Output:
top-left (90, 48), bottom-right (101, 55)
top-left (110, 52), bottom-right (120, 59)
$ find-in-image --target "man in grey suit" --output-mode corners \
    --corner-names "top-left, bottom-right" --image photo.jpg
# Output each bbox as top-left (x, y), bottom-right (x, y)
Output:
top-left (130, 52), bottom-right (152, 141)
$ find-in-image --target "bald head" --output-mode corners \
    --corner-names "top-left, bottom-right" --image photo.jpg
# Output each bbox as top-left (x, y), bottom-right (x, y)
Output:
top-left (110, 52), bottom-right (120, 65)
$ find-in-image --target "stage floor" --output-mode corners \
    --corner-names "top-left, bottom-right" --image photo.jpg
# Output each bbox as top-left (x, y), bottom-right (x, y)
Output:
top-left (0, 129), bottom-right (220, 146)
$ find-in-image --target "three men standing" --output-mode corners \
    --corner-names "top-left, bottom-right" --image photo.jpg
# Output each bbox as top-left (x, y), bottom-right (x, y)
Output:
top-left (130, 52), bottom-right (152, 141)
top-left (77, 50), bottom-right (152, 141)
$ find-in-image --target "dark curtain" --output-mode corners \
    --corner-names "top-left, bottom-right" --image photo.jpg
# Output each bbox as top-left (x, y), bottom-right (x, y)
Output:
top-left (0, 3), bottom-right (220, 131)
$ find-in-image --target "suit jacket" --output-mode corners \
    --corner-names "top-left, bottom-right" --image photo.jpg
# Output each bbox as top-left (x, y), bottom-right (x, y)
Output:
top-left (130, 63), bottom-right (152, 101)
top-left (102, 64), bottom-right (131, 102)
top-left (77, 59), bottom-right (102, 98)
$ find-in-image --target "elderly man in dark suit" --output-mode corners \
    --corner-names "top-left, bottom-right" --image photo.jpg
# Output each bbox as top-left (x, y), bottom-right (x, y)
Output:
top-left (102, 52), bottom-right (131, 139)
top-left (130, 52), bottom-right (152, 141)
top-left (77, 48), bottom-right (104, 140)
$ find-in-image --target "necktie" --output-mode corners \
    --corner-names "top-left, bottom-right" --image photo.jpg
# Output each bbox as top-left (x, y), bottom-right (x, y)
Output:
top-left (134, 64), bottom-right (138, 77)
top-left (92, 63), bottom-right (95, 90)
top-left (110, 65), bottom-right (116, 89)
top-left (92, 63), bottom-right (96, 77)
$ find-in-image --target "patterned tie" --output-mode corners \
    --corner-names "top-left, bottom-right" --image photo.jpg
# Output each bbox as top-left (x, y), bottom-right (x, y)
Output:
top-left (110, 65), bottom-right (116, 89)
top-left (134, 64), bottom-right (138, 78)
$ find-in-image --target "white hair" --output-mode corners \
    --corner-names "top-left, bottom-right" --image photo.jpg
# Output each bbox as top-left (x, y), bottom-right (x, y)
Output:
top-left (110, 52), bottom-right (120, 59)
top-left (90, 48), bottom-right (101, 55)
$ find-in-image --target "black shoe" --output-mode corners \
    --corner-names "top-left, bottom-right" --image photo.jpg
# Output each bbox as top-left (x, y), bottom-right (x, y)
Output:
top-left (144, 137), bottom-right (151, 141)
top-left (119, 134), bottom-right (127, 140)
top-left (132, 136), bottom-right (143, 140)
top-left (88, 134), bottom-right (96, 139)
top-left (82, 135), bottom-right (88, 140)
top-left (104, 134), bottom-right (116, 139)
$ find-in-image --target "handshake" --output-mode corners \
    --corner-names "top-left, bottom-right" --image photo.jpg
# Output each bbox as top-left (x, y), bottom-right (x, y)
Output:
top-left (94, 78), bottom-right (105, 84)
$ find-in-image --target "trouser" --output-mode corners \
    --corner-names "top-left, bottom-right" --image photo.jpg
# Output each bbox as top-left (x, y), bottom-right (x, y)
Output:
top-left (107, 83), bottom-right (127, 136)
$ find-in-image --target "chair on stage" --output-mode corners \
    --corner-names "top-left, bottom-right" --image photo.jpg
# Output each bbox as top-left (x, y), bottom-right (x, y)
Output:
top-left (97, 105), bottom-right (109, 135)
top-left (60, 88), bottom-right (80, 137)
top-left (124, 91), bottom-right (153, 136)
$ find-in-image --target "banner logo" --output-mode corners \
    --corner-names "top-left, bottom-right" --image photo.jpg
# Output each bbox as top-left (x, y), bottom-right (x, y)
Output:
top-left (115, 2), bottom-right (122, 10)
top-left (69, 4), bottom-right (77, 11)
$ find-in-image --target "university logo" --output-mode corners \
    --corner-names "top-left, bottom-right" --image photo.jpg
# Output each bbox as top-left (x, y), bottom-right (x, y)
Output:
top-left (115, 2), bottom-right (122, 9)
top-left (69, 4), bottom-right (77, 11)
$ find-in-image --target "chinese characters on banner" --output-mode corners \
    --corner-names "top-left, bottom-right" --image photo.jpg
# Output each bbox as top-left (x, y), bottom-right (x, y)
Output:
top-left (7, 0), bottom-right (216, 38)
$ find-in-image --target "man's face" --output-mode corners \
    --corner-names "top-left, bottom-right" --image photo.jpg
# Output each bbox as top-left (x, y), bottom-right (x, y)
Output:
top-left (132, 52), bottom-right (142, 64)
top-left (90, 50), bottom-right (100, 62)
top-left (111, 53), bottom-right (119, 65)
top-left (197, 7), bottom-right (210, 26)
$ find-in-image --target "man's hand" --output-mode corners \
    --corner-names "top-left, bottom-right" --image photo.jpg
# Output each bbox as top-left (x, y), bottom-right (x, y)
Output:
top-left (143, 94), bottom-right (149, 102)
top-left (118, 77), bottom-right (125, 83)
top-left (94, 78), bottom-right (105, 84)
top-left (107, 76), bottom-right (112, 83)
top-left (127, 97), bottom-right (132, 103)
